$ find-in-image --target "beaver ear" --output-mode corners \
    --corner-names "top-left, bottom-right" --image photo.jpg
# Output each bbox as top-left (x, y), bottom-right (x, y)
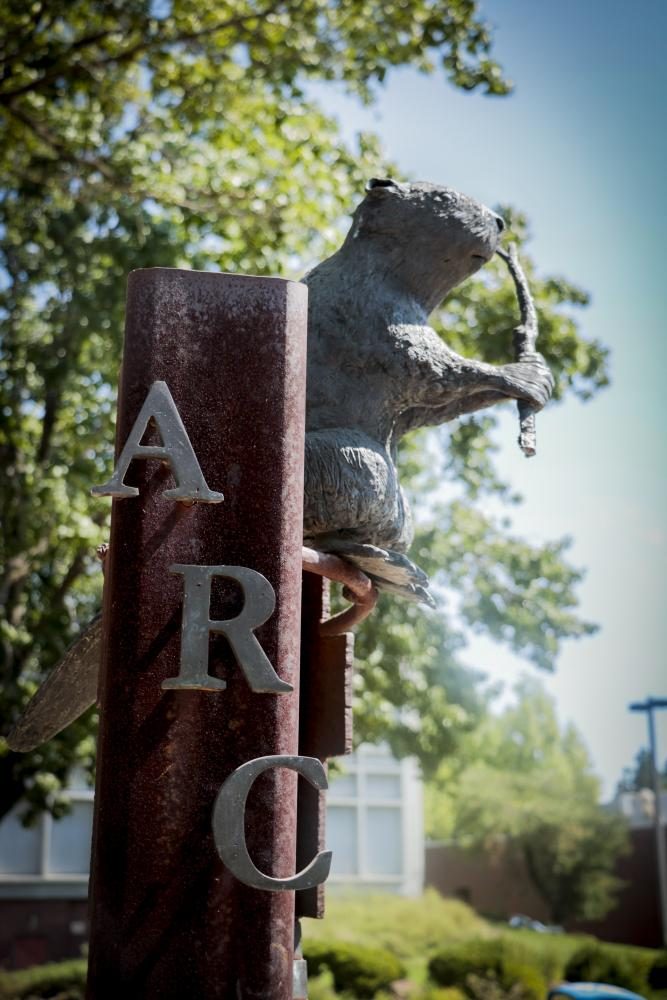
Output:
top-left (365, 177), bottom-right (401, 194)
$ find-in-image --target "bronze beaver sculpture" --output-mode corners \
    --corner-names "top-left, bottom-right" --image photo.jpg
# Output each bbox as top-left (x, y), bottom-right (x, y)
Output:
top-left (302, 177), bottom-right (553, 602)
top-left (7, 178), bottom-right (554, 750)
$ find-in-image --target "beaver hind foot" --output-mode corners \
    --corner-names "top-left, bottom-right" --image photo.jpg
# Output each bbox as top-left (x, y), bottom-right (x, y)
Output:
top-left (313, 540), bottom-right (435, 607)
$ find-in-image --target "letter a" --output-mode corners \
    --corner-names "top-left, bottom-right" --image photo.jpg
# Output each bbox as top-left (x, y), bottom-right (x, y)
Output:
top-left (91, 380), bottom-right (223, 503)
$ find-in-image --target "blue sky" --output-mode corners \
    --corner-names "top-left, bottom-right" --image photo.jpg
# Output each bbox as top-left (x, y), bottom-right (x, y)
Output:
top-left (312, 0), bottom-right (667, 796)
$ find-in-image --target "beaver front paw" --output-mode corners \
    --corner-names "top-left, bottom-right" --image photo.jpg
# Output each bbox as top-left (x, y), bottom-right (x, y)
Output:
top-left (500, 352), bottom-right (554, 411)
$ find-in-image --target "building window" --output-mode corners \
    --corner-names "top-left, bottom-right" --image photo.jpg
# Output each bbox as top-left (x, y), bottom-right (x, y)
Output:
top-left (0, 772), bottom-right (93, 897)
top-left (326, 744), bottom-right (423, 893)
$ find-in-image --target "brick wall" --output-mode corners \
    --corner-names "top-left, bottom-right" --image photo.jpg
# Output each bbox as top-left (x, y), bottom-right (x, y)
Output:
top-left (425, 826), bottom-right (665, 946)
top-left (0, 899), bottom-right (88, 969)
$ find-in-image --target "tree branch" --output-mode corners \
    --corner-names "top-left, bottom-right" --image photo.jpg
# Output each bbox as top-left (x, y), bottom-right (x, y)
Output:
top-left (52, 549), bottom-right (88, 607)
top-left (3, 101), bottom-right (118, 182)
top-left (0, 1), bottom-right (292, 104)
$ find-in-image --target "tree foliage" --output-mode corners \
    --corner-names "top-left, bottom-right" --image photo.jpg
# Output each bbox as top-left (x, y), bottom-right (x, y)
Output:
top-left (425, 678), bottom-right (628, 923)
top-left (616, 746), bottom-right (667, 794)
top-left (0, 2), bottom-right (609, 820)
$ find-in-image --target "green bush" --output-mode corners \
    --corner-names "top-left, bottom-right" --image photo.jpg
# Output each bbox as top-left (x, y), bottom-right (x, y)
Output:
top-left (649, 951), bottom-right (667, 990)
top-left (499, 960), bottom-right (546, 1000)
top-left (429, 940), bottom-right (506, 987)
top-left (304, 939), bottom-right (405, 998)
top-left (303, 891), bottom-right (493, 961)
top-left (565, 943), bottom-right (651, 994)
top-left (307, 969), bottom-right (340, 1000)
top-left (0, 960), bottom-right (87, 1000)
top-left (500, 930), bottom-right (590, 984)
top-left (428, 942), bottom-right (546, 1000)
top-left (416, 989), bottom-right (469, 1000)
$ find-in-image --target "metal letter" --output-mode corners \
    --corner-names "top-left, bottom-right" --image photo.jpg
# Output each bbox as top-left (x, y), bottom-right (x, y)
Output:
top-left (91, 380), bottom-right (224, 503)
top-left (212, 756), bottom-right (332, 891)
top-left (162, 565), bottom-right (292, 693)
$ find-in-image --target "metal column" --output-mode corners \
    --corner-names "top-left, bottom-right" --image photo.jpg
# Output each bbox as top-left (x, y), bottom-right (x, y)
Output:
top-left (86, 269), bottom-right (308, 997)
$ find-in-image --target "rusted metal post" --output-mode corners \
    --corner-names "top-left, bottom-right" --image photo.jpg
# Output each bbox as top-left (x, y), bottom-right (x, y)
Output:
top-left (86, 268), bottom-right (307, 998)
top-left (296, 575), bottom-right (354, 923)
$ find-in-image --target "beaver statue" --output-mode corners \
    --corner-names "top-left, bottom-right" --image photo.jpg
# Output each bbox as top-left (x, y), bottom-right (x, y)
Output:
top-left (6, 177), bottom-right (554, 751)
top-left (302, 177), bottom-right (553, 604)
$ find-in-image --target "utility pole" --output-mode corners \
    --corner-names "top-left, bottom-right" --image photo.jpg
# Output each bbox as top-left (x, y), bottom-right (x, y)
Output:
top-left (629, 697), bottom-right (667, 947)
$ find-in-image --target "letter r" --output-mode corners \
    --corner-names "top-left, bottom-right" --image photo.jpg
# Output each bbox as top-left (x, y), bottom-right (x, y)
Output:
top-left (162, 565), bottom-right (292, 694)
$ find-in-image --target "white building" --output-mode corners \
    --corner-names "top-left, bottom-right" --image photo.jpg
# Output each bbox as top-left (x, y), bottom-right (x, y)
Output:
top-left (0, 746), bottom-right (423, 964)
top-left (326, 744), bottom-right (424, 896)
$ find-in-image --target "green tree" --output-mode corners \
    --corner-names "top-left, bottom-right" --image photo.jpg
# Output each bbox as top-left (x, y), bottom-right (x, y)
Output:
top-left (426, 678), bottom-right (628, 923)
top-left (0, 2), bottom-right (608, 819)
top-left (616, 746), bottom-right (667, 793)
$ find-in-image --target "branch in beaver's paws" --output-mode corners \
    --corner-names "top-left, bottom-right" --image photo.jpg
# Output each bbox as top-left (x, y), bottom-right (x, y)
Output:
top-left (497, 243), bottom-right (540, 457)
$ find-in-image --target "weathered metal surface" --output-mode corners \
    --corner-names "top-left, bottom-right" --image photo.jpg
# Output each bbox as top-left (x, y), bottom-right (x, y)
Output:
top-left (303, 178), bottom-right (554, 601)
top-left (302, 547), bottom-right (377, 635)
top-left (7, 548), bottom-right (371, 751)
top-left (6, 614), bottom-right (102, 752)
top-left (299, 631), bottom-right (353, 762)
top-left (497, 245), bottom-right (541, 457)
top-left (295, 575), bottom-right (354, 921)
top-left (86, 268), bottom-right (307, 999)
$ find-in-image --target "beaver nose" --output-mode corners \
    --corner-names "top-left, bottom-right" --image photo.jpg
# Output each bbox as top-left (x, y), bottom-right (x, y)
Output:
top-left (494, 213), bottom-right (506, 233)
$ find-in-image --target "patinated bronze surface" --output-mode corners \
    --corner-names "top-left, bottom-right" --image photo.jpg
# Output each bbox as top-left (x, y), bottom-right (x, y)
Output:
top-left (303, 178), bottom-right (553, 601)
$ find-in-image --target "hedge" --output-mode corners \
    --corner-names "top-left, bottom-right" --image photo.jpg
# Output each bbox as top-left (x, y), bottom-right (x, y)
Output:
top-left (304, 938), bottom-right (406, 998)
top-left (428, 941), bottom-right (546, 1000)
top-left (417, 990), bottom-right (468, 1000)
top-left (649, 951), bottom-right (667, 991)
top-left (565, 943), bottom-right (654, 995)
top-left (0, 960), bottom-right (87, 1000)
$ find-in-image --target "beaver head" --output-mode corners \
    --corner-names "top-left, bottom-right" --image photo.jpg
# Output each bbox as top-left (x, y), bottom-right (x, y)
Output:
top-left (342, 178), bottom-right (505, 313)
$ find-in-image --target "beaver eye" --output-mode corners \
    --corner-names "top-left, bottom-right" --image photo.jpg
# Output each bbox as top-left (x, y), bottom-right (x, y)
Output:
top-left (365, 177), bottom-right (400, 192)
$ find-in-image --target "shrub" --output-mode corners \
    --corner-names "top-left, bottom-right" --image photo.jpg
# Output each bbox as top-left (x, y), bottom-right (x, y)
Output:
top-left (500, 929), bottom-right (588, 984)
top-left (428, 943), bottom-right (546, 1000)
top-left (303, 891), bottom-right (493, 961)
top-left (0, 960), bottom-right (87, 1000)
top-left (565, 943), bottom-right (650, 994)
top-left (649, 951), bottom-right (667, 990)
top-left (499, 960), bottom-right (546, 1000)
top-left (307, 969), bottom-right (340, 1000)
top-left (304, 939), bottom-right (405, 998)
top-left (429, 941), bottom-right (506, 987)
top-left (418, 990), bottom-right (468, 1000)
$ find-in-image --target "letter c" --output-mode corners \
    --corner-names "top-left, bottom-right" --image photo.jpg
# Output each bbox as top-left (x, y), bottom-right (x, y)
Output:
top-left (212, 755), bottom-right (332, 891)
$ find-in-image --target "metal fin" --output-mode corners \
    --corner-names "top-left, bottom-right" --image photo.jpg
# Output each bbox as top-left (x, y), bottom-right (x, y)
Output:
top-left (7, 615), bottom-right (102, 752)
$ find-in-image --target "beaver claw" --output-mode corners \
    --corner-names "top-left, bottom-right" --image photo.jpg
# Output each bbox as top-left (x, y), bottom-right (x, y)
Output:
top-left (502, 351), bottom-right (554, 411)
top-left (316, 541), bottom-right (436, 607)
